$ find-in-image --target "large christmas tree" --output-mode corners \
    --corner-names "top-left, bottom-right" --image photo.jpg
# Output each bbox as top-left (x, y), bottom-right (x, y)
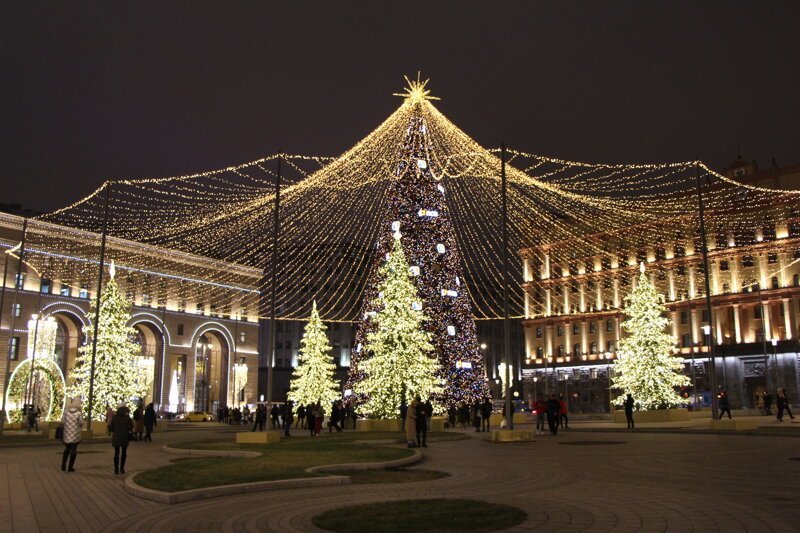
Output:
top-left (288, 301), bottom-right (340, 410)
top-left (346, 76), bottom-right (490, 409)
top-left (613, 263), bottom-right (689, 410)
top-left (352, 237), bottom-right (441, 418)
top-left (69, 263), bottom-right (147, 420)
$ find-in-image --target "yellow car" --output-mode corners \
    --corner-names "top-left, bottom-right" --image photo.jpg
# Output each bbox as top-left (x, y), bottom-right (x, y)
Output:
top-left (183, 411), bottom-right (214, 422)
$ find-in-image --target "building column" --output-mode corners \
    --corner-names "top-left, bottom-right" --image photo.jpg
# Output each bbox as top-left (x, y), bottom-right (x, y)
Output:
top-left (581, 321), bottom-right (588, 355)
top-left (613, 278), bottom-right (620, 308)
top-left (688, 264), bottom-right (697, 298)
top-left (546, 288), bottom-right (552, 316)
top-left (715, 308), bottom-right (724, 345)
top-left (670, 311), bottom-right (679, 340)
top-left (668, 271), bottom-right (676, 301)
top-left (690, 308), bottom-right (700, 348)
top-left (763, 300), bottom-right (773, 341)
top-left (579, 282), bottom-right (586, 313)
top-left (733, 304), bottom-right (742, 344)
top-left (523, 257), bottom-right (531, 282)
top-left (783, 298), bottom-right (793, 340)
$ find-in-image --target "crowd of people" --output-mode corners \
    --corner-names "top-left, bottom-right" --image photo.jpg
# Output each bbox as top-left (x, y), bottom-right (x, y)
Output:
top-left (531, 394), bottom-right (570, 435)
top-left (755, 388), bottom-right (796, 421)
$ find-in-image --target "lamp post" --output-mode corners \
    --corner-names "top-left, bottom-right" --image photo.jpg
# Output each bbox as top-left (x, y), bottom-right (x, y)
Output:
top-left (695, 164), bottom-right (718, 419)
top-left (770, 338), bottom-right (779, 391)
top-left (701, 324), bottom-right (715, 409)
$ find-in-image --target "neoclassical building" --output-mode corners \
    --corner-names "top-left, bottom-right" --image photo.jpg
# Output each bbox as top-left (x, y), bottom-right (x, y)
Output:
top-left (0, 211), bottom-right (265, 417)
top-left (520, 159), bottom-right (800, 411)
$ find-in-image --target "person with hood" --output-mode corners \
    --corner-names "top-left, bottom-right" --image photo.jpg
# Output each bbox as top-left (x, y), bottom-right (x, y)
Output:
top-left (110, 403), bottom-right (133, 475)
top-left (60, 397), bottom-right (83, 472)
top-left (143, 403), bottom-right (157, 442)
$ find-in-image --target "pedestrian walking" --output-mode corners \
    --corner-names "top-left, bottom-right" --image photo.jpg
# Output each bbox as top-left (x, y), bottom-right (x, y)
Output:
top-left (400, 400), bottom-right (408, 432)
top-left (415, 396), bottom-right (428, 447)
top-left (105, 405), bottom-right (114, 435)
top-left (143, 403), bottom-right (157, 442)
top-left (559, 395), bottom-right (569, 429)
top-left (718, 391), bottom-right (732, 419)
top-left (314, 402), bottom-right (325, 436)
top-left (534, 397), bottom-right (547, 434)
top-left (110, 404), bottom-right (133, 475)
top-left (481, 398), bottom-right (492, 432)
top-left (776, 388), bottom-right (796, 421)
top-left (457, 401), bottom-right (468, 430)
top-left (283, 400), bottom-right (294, 436)
top-left (252, 404), bottom-right (265, 431)
top-left (764, 391), bottom-right (773, 416)
top-left (270, 403), bottom-right (280, 429)
top-left (329, 401), bottom-right (341, 433)
top-left (60, 397), bottom-right (83, 472)
top-left (472, 402), bottom-right (482, 432)
top-left (307, 403), bottom-right (316, 436)
top-left (424, 399), bottom-right (433, 432)
top-left (133, 404), bottom-right (144, 441)
top-left (406, 397), bottom-right (418, 448)
top-left (546, 394), bottom-right (560, 436)
top-left (296, 404), bottom-right (306, 428)
top-left (623, 393), bottom-right (635, 429)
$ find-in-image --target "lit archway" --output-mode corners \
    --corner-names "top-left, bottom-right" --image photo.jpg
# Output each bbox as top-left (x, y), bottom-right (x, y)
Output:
top-left (191, 326), bottom-right (232, 414)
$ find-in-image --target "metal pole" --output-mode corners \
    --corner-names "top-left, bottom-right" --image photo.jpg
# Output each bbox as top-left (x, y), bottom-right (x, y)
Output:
top-left (1, 219), bottom-right (27, 434)
top-left (0, 244), bottom-right (12, 431)
top-left (695, 164), bottom-right (718, 419)
top-left (500, 143), bottom-right (513, 430)
top-left (266, 154), bottom-right (282, 411)
top-left (86, 182), bottom-right (113, 428)
top-left (758, 283), bottom-right (771, 394)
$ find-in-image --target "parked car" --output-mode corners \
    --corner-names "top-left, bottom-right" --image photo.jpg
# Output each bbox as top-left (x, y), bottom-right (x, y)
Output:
top-left (182, 411), bottom-right (214, 422)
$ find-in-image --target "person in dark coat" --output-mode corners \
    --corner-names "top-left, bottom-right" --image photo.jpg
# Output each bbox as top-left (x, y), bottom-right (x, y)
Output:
top-left (776, 388), bottom-right (796, 422)
top-left (110, 404), bottom-right (133, 475)
top-left (623, 394), bottom-right (635, 429)
top-left (545, 394), bottom-right (560, 436)
top-left (763, 391), bottom-right (773, 416)
top-left (718, 391), bottom-right (732, 419)
top-left (296, 404), bottom-right (306, 428)
top-left (399, 401), bottom-right (408, 432)
top-left (415, 396), bottom-right (428, 447)
top-left (143, 403), bottom-right (157, 442)
top-left (481, 398), bottom-right (493, 432)
top-left (270, 403), bottom-right (280, 428)
top-left (329, 401), bottom-right (341, 433)
top-left (307, 403), bottom-right (316, 436)
top-left (283, 400), bottom-right (294, 436)
top-left (252, 404), bottom-right (266, 432)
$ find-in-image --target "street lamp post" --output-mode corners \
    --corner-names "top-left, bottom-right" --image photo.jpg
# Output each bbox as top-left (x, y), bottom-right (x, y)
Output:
top-left (696, 164), bottom-right (718, 419)
top-left (770, 338), bottom-right (779, 391)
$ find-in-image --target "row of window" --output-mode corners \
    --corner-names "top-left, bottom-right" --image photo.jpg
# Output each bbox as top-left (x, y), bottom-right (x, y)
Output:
top-left (534, 340), bottom-right (616, 358)
top-left (544, 250), bottom-right (798, 281)
top-left (535, 319), bottom-right (616, 339)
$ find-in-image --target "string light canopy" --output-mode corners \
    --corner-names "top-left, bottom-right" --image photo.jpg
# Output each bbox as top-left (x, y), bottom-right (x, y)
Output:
top-left (15, 75), bottom-right (799, 323)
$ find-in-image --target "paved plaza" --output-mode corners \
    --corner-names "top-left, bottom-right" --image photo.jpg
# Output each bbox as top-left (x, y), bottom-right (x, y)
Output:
top-left (1, 421), bottom-right (799, 532)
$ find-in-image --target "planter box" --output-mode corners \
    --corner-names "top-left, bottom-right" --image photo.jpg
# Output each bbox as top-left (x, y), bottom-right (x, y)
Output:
top-left (489, 429), bottom-right (534, 442)
top-left (612, 408), bottom-right (689, 423)
top-left (236, 431), bottom-right (281, 444)
top-left (356, 419), bottom-right (402, 432)
top-left (430, 417), bottom-right (445, 432)
top-left (489, 413), bottom-right (532, 427)
top-left (710, 419), bottom-right (758, 431)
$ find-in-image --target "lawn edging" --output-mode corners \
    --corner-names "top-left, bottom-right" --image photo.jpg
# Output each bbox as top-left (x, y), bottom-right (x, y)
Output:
top-left (125, 445), bottom-right (421, 505)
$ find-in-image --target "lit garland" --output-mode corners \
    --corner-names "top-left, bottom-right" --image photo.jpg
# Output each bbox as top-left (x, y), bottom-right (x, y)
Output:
top-left (5, 76), bottom-right (794, 328)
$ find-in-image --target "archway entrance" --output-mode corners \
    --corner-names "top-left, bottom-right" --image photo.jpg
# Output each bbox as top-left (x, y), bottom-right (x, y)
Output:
top-left (132, 322), bottom-right (164, 407)
top-left (193, 331), bottom-right (229, 415)
top-left (48, 311), bottom-right (86, 384)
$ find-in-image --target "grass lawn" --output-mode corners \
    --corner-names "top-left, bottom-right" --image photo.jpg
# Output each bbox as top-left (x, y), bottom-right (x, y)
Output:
top-left (135, 432), bottom-right (433, 492)
top-left (313, 498), bottom-right (527, 532)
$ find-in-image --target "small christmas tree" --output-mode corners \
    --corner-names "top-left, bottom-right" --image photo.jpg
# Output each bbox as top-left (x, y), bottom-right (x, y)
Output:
top-left (353, 237), bottom-right (442, 419)
top-left (69, 263), bottom-right (147, 420)
top-left (613, 263), bottom-right (689, 410)
top-left (288, 301), bottom-right (340, 410)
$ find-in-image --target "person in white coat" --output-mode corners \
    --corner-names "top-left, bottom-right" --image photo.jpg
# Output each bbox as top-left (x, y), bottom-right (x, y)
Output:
top-left (61, 398), bottom-right (83, 472)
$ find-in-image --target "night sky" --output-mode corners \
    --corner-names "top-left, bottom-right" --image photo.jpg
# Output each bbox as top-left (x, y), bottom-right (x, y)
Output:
top-left (2, 2), bottom-right (799, 213)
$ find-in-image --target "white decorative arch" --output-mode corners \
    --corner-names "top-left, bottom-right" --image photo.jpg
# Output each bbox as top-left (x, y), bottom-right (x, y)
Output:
top-left (129, 312), bottom-right (170, 408)
top-left (40, 302), bottom-right (91, 328)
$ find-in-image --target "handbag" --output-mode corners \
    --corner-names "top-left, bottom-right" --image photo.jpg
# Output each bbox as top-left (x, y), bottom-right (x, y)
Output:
top-left (55, 426), bottom-right (64, 441)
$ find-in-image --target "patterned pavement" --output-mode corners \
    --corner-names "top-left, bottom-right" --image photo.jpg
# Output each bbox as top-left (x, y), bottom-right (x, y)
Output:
top-left (1, 424), bottom-right (799, 532)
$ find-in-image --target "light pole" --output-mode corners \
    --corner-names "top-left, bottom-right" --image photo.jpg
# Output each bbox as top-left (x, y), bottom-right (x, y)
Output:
top-left (696, 164), bottom-right (718, 419)
top-left (701, 324), bottom-right (714, 407)
top-left (770, 338), bottom-right (779, 391)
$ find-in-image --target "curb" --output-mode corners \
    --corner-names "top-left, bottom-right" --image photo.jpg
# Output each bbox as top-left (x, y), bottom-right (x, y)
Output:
top-left (125, 445), bottom-right (421, 505)
top-left (161, 443), bottom-right (260, 458)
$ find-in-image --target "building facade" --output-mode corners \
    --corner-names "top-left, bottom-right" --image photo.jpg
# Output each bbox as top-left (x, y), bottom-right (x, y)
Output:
top-left (520, 160), bottom-right (800, 412)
